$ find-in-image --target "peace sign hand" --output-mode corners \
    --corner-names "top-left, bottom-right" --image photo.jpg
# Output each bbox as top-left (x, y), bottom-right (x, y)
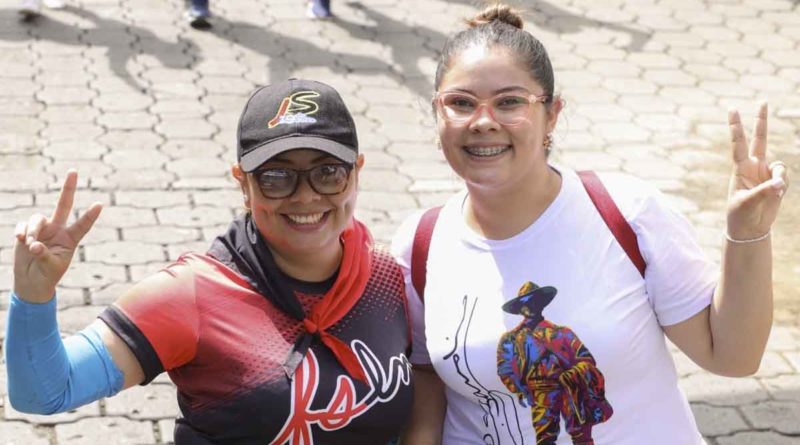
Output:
top-left (726, 103), bottom-right (790, 241)
top-left (13, 171), bottom-right (102, 304)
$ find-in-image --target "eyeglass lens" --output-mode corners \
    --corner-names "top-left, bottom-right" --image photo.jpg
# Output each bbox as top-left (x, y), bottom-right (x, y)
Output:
top-left (255, 164), bottom-right (352, 198)
top-left (440, 93), bottom-right (535, 125)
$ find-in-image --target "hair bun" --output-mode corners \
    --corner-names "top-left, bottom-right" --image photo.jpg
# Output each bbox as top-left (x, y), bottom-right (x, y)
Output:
top-left (466, 3), bottom-right (524, 29)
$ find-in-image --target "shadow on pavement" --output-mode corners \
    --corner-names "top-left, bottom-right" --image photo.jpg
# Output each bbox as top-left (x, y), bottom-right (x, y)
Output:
top-left (207, 15), bottom-right (410, 93)
top-left (0, 6), bottom-right (196, 92)
top-left (447, 0), bottom-right (652, 51)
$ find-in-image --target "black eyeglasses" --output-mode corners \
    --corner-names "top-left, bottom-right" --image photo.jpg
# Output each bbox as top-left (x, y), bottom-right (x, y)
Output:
top-left (252, 163), bottom-right (354, 199)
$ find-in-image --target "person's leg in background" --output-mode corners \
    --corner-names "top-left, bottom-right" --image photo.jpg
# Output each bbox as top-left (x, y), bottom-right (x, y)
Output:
top-left (185, 0), bottom-right (211, 29)
top-left (307, 0), bottom-right (332, 19)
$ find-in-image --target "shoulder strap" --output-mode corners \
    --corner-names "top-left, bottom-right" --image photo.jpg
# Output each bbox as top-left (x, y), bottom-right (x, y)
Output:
top-left (577, 170), bottom-right (646, 278)
top-left (411, 206), bottom-right (442, 302)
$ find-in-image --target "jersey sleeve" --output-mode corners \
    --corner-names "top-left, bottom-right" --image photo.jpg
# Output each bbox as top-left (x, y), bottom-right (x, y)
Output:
top-left (390, 210), bottom-right (432, 366)
top-left (610, 175), bottom-right (718, 326)
top-left (98, 256), bottom-right (201, 384)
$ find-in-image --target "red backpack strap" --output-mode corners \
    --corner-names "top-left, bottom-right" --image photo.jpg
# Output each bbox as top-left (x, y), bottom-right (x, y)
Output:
top-left (411, 206), bottom-right (442, 302)
top-left (577, 170), bottom-right (646, 278)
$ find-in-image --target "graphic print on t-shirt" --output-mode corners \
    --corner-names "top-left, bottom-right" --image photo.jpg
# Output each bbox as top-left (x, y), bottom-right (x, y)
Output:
top-left (271, 339), bottom-right (412, 445)
top-left (444, 294), bottom-right (529, 445)
top-left (496, 281), bottom-right (613, 445)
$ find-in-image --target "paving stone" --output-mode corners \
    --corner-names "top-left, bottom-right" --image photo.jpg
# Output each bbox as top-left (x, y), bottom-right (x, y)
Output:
top-left (592, 122), bottom-right (652, 143)
top-left (92, 169), bottom-right (176, 190)
top-left (0, 421), bottom-right (51, 444)
top-left (0, 117), bottom-right (44, 137)
top-left (0, 79), bottom-right (38, 98)
top-left (0, 97), bottom-right (44, 117)
top-left (762, 50), bottom-right (800, 68)
top-left (4, 396), bottom-right (100, 424)
top-left (767, 326), bottom-right (800, 352)
top-left (359, 169), bottom-right (412, 192)
top-left (762, 374), bottom-right (800, 402)
top-left (717, 432), bottom-right (800, 445)
top-left (150, 99), bottom-right (211, 116)
top-left (33, 187), bottom-right (109, 209)
top-left (358, 191), bottom-right (418, 212)
top-left (97, 111), bottom-right (159, 130)
top-left (39, 105), bottom-right (100, 125)
top-left (92, 206), bottom-right (157, 228)
top-left (741, 401), bottom-right (800, 435)
top-left (84, 241), bottom-right (165, 264)
top-left (165, 157), bottom-right (229, 177)
top-left (0, 170), bottom-right (52, 192)
top-left (690, 403), bottom-right (748, 437)
top-left (96, 130), bottom-right (163, 152)
top-left (0, 192), bottom-right (33, 209)
top-left (559, 150), bottom-right (623, 171)
top-left (123, 225), bottom-right (200, 244)
top-left (156, 206), bottom-right (234, 227)
top-left (680, 373), bottom-right (768, 406)
top-left (42, 123), bottom-right (105, 143)
top-left (93, 93), bottom-right (154, 112)
top-left (104, 383), bottom-right (179, 419)
top-left (160, 139), bottom-right (226, 159)
top-left (104, 149), bottom-right (170, 170)
top-left (753, 351), bottom-right (796, 378)
top-left (155, 118), bottom-right (217, 139)
top-left (159, 418), bottom-right (176, 444)
top-left (787, 352), bottom-right (800, 373)
top-left (192, 190), bottom-right (242, 208)
top-left (55, 417), bottom-right (155, 445)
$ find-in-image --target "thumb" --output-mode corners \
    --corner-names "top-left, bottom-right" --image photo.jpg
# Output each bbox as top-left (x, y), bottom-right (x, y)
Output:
top-left (747, 176), bottom-right (786, 201)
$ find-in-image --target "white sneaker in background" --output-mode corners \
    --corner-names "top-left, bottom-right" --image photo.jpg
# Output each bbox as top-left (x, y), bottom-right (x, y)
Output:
top-left (43, 0), bottom-right (65, 9)
top-left (18, 0), bottom-right (41, 17)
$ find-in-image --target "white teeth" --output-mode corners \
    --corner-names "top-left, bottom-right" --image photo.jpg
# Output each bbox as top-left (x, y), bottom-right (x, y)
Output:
top-left (464, 145), bottom-right (510, 157)
top-left (287, 213), bottom-right (325, 224)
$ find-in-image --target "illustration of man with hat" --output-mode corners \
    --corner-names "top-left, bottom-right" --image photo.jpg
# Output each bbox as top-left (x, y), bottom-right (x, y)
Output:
top-left (497, 281), bottom-right (613, 445)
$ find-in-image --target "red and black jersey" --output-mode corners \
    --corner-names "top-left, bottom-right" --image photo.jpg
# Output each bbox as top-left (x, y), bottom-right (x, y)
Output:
top-left (99, 247), bottom-right (413, 445)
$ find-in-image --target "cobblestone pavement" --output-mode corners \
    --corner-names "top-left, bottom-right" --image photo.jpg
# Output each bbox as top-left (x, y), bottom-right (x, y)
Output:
top-left (0, 0), bottom-right (798, 443)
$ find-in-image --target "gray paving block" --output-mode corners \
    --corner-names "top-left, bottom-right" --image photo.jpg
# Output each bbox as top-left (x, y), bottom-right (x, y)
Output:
top-left (55, 417), bottom-right (155, 445)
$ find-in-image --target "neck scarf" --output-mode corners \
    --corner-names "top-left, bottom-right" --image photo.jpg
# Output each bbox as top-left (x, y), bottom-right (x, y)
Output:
top-left (208, 214), bottom-right (372, 383)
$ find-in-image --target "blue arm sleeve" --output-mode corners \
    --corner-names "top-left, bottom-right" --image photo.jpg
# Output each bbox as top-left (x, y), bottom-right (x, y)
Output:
top-left (4, 292), bottom-right (125, 414)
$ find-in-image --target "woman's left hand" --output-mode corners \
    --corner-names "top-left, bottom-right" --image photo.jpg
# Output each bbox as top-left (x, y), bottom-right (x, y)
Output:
top-left (726, 103), bottom-right (790, 240)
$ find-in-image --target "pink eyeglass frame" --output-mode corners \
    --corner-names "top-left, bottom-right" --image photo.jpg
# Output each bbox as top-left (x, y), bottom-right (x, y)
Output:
top-left (434, 91), bottom-right (551, 126)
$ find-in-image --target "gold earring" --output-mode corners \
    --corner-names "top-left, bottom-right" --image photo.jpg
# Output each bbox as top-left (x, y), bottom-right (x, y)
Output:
top-left (543, 133), bottom-right (553, 150)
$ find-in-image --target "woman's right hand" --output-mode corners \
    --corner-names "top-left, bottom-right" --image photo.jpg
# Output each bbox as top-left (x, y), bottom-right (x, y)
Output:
top-left (13, 171), bottom-right (102, 303)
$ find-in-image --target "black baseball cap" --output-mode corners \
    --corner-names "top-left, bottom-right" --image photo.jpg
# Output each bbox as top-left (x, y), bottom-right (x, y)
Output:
top-left (237, 79), bottom-right (359, 172)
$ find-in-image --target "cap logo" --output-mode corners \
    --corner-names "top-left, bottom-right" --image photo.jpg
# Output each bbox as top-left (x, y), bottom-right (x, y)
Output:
top-left (267, 91), bottom-right (320, 128)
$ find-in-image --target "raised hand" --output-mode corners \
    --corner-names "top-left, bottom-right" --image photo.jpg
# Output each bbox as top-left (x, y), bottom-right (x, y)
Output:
top-left (726, 103), bottom-right (790, 241)
top-left (13, 171), bottom-right (102, 303)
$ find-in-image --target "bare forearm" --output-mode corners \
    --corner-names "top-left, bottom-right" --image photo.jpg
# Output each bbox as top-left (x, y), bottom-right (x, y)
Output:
top-left (401, 365), bottom-right (446, 445)
top-left (710, 238), bottom-right (773, 375)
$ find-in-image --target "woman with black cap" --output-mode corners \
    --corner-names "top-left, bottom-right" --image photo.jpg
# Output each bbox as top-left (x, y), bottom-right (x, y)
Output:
top-left (6, 79), bottom-right (413, 444)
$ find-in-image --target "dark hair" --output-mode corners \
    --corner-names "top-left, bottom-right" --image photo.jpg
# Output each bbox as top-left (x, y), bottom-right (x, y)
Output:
top-left (434, 3), bottom-right (555, 102)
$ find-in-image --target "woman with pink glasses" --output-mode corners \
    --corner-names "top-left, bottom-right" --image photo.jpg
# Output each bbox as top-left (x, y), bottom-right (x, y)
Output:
top-left (392, 4), bottom-right (790, 445)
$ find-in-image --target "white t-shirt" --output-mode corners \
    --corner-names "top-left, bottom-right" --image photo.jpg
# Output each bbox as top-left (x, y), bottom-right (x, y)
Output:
top-left (391, 168), bottom-right (717, 445)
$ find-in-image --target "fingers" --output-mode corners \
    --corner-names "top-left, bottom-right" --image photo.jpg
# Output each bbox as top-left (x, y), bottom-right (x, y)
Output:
top-left (14, 220), bottom-right (27, 243)
top-left (66, 202), bottom-right (103, 244)
top-left (25, 214), bottom-right (48, 247)
top-left (15, 215), bottom-right (54, 260)
top-left (769, 161), bottom-right (789, 198)
top-left (728, 109), bottom-right (748, 163)
top-left (750, 102), bottom-right (768, 160)
top-left (745, 161), bottom-right (788, 201)
top-left (52, 170), bottom-right (78, 226)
